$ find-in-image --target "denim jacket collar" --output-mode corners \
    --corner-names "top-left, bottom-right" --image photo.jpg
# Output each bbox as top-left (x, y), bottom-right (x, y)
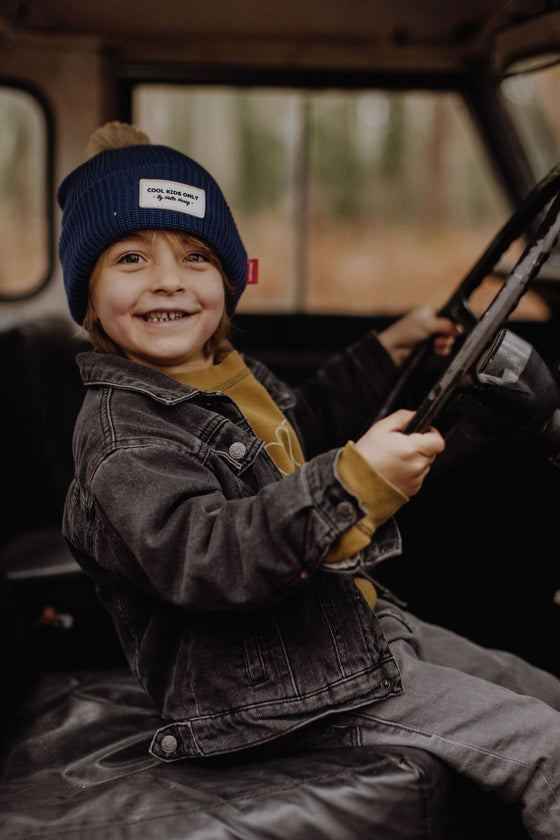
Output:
top-left (77, 350), bottom-right (297, 413)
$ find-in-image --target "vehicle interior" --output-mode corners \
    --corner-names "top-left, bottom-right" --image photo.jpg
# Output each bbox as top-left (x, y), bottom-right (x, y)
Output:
top-left (1, 1), bottom-right (559, 837)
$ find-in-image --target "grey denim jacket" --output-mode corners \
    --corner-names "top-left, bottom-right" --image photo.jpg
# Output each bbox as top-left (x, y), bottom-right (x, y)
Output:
top-left (63, 329), bottom-right (405, 761)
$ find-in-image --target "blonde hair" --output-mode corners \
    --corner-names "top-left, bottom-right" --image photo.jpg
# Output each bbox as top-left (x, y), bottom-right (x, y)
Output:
top-left (82, 123), bottom-right (232, 362)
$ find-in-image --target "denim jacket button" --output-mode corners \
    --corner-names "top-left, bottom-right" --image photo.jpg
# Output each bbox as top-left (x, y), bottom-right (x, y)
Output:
top-left (229, 442), bottom-right (247, 459)
top-left (160, 734), bottom-right (178, 755)
top-left (335, 501), bottom-right (355, 523)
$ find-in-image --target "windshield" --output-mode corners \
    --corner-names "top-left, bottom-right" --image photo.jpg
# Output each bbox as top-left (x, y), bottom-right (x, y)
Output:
top-left (501, 64), bottom-right (560, 179)
top-left (134, 84), bottom-right (522, 316)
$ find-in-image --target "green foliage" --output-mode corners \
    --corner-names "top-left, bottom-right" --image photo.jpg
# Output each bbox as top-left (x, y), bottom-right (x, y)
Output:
top-left (310, 98), bottom-right (370, 219)
top-left (237, 94), bottom-right (289, 213)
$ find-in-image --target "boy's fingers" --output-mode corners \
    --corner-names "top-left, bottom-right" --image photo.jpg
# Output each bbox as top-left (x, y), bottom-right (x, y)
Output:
top-left (437, 316), bottom-right (463, 335)
top-left (383, 408), bottom-right (416, 431)
top-left (410, 427), bottom-right (445, 455)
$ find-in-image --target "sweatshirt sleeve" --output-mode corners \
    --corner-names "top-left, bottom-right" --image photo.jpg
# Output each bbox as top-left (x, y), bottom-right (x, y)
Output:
top-left (292, 329), bottom-right (399, 458)
top-left (323, 441), bottom-right (408, 564)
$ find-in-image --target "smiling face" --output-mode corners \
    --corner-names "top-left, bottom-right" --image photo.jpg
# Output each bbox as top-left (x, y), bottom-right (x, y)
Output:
top-left (88, 231), bottom-right (228, 374)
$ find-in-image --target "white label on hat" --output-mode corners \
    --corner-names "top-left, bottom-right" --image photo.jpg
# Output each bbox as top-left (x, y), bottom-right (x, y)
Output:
top-left (139, 179), bottom-right (206, 217)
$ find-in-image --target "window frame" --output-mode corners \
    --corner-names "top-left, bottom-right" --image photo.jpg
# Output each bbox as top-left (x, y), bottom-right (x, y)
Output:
top-left (0, 77), bottom-right (54, 303)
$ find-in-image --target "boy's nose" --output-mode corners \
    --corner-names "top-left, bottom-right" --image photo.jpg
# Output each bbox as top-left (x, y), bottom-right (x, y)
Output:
top-left (152, 261), bottom-right (185, 293)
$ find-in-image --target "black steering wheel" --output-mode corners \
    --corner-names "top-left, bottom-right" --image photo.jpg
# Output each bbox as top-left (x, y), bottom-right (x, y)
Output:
top-left (376, 162), bottom-right (560, 434)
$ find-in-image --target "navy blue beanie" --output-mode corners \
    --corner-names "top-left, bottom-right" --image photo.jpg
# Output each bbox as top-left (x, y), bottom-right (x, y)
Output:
top-left (57, 143), bottom-right (248, 325)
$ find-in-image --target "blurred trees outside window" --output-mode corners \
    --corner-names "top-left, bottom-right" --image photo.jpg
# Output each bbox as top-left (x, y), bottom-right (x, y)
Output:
top-left (132, 83), bottom-right (545, 318)
top-left (0, 86), bottom-right (49, 298)
top-left (502, 64), bottom-right (560, 181)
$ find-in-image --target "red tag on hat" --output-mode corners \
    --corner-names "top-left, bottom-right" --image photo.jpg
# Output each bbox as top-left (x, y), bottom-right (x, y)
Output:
top-left (246, 259), bottom-right (259, 284)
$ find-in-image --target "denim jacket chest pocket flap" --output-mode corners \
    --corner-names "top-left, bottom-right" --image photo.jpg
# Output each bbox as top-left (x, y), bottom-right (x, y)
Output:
top-left (199, 411), bottom-right (265, 475)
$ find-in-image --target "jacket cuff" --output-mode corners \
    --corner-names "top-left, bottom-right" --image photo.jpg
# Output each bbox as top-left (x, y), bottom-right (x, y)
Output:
top-left (336, 441), bottom-right (408, 528)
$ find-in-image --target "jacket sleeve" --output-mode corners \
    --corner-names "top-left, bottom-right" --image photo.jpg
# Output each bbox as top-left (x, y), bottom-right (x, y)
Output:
top-left (85, 442), bottom-right (374, 612)
top-left (291, 329), bottom-right (398, 458)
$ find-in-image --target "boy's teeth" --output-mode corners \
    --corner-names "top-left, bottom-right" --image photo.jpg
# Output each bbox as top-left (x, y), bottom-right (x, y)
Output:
top-left (144, 311), bottom-right (186, 322)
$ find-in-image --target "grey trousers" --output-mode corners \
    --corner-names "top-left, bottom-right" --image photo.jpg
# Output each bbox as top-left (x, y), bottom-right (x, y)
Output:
top-left (305, 598), bottom-right (560, 840)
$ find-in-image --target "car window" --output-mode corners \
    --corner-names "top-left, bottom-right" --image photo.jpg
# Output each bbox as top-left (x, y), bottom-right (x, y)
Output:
top-left (502, 64), bottom-right (560, 180)
top-left (0, 85), bottom-right (50, 300)
top-left (133, 84), bottom-right (546, 319)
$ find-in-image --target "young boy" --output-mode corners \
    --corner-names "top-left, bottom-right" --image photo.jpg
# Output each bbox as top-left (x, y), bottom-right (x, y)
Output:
top-left (59, 122), bottom-right (560, 840)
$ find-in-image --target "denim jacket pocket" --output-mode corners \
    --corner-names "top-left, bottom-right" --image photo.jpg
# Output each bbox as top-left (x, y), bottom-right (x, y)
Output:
top-left (241, 627), bottom-right (268, 685)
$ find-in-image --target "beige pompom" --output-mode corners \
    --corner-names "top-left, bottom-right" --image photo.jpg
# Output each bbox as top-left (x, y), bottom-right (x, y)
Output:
top-left (85, 121), bottom-right (151, 159)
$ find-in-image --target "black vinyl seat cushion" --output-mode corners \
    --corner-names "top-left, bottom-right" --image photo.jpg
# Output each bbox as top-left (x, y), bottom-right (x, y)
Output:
top-left (0, 668), bottom-right (451, 840)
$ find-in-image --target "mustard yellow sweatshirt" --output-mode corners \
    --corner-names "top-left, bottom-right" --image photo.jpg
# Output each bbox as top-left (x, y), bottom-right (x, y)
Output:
top-left (173, 350), bottom-right (407, 607)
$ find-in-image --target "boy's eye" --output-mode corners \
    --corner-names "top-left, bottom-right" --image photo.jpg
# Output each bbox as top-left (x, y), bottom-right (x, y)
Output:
top-left (118, 252), bottom-right (143, 264)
